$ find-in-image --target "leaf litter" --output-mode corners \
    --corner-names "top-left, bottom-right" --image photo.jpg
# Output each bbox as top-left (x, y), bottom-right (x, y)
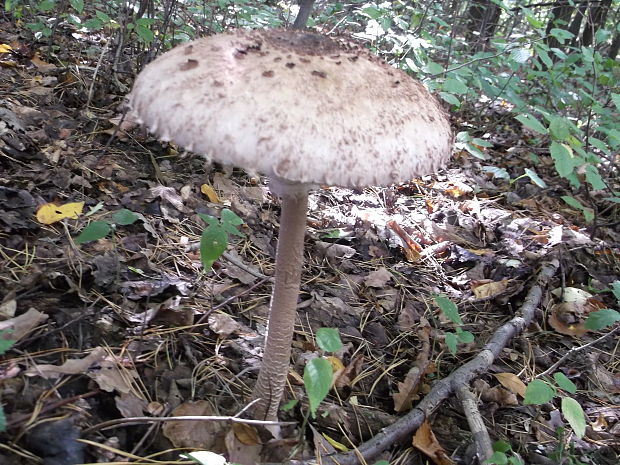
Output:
top-left (0, 18), bottom-right (619, 465)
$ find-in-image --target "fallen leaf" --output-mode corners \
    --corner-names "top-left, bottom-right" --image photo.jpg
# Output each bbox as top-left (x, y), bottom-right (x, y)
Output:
top-left (163, 401), bottom-right (226, 450)
top-left (0, 308), bottom-right (49, 342)
top-left (232, 423), bottom-right (261, 445)
top-left (393, 366), bottom-right (422, 412)
top-left (472, 279), bottom-right (509, 299)
top-left (412, 421), bottom-right (454, 465)
top-left (494, 372), bottom-right (527, 397)
top-left (36, 201), bottom-right (84, 224)
top-left (364, 267), bottom-right (392, 288)
top-left (225, 426), bottom-right (262, 464)
top-left (201, 183), bottom-right (221, 203)
top-left (208, 313), bottom-right (242, 338)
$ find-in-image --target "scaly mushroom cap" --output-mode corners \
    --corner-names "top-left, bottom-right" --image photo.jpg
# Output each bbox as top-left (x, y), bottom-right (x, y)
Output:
top-left (127, 29), bottom-right (452, 187)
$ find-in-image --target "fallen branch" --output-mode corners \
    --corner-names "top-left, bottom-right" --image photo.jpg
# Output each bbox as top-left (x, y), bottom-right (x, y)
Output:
top-left (292, 259), bottom-right (559, 465)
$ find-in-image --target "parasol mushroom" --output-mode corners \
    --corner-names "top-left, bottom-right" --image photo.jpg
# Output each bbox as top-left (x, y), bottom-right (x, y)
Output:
top-left (127, 28), bottom-right (452, 421)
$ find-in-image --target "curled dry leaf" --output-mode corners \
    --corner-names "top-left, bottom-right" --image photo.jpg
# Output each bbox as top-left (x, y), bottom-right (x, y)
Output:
top-left (208, 313), bottom-right (242, 338)
top-left (412, 420), bottom-right (455, 465)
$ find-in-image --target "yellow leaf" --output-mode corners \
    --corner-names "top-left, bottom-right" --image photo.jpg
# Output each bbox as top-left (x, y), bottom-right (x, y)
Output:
top-left (494, 372), bottom-right (527, 397)
top-left (200, 184), bottom-right (220, 203)
top-left (326, 355), bottom-right (344, 372)
top-left (36, 202), bottom-right (84, 224)
top-left (0, 44), bottom-right (12, 53)
top-left (322, 433), bottom-right (348, 452)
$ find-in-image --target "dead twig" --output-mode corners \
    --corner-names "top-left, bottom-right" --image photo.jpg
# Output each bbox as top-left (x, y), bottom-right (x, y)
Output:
top-left (292, 259), bottom-right (559, 465)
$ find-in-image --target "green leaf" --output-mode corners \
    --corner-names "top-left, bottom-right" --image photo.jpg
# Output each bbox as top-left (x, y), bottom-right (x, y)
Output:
top-left (83, 18), bottom-right (103, 30)
top-left (510, 48), bottom-right (530, 64)
top-left (445, 332), bottom-right (457, 355)
top-left (434, 294), bottom-right (462, 325)
top-left (38, 0), bottom-right (55, 11)
top-left (549, 27), bottom-right (574, 43)
top-left (553, 372), bottom-right (576, 394)
top-left (69, 0), bottom-right (83, 13)
top-left (361, 6), bottom-right (382, 20)
top-left (200, 225), bottom-right (228, 270)
top-left (135, 24), bottom-right (155, 43)
top-left (442, 78), bottom-right (468, 95)
top-left (112, 209), bottom-right (139, 226)
top-left (548, 117), bottom-right (570, 141)
top-left (561, 195), bottom-right (585, 211)
top-left (0, 405), bottom-right (6, 433)
top-left (197, 213), bottom-right (219, 227)
top-left (611, 281), bottom-right (620, 302)
top-left (523, 379), bottom-right (555, 405)
top-left (550, 142), bottom-right (581, 177)
top-left (423, 61), bottom-right (444, 74)
top-left (0, 330), bottom-right (15, 354)
top-left (457, 329), bottom-right (474, 344)
top-left (485, 451), bottom-right (508, 465)
top-left (304, 357), bottom-right (333, 417)
top-left (524, 168), bottom-right (547, 188)
top-left (373, 461), bottom-right (390, 465)
top-left (95, 10), bottom-right (111, 22)
top-left (75, 221), bottom-right (111, 244)
top-left (493, 440), bottom-right (512, 454)
top-left (439, 92), bottom-right (460, 106)
top-left (612, 93), bottom-right (620, 112)
top-left (220, 209), bottom-right (245, 237)
top-left (281, 399), bottom-right (298, 411)
top-left (584, 309), bottom-right (620, 330)
top-left (585, 165), bottom-right (606, 190)
top-left (316, 328), bottom-right (342, 352)
top-left (561, 397), bottom-right (586, 438)
top-left (515, 114), bottom-right (547, 135)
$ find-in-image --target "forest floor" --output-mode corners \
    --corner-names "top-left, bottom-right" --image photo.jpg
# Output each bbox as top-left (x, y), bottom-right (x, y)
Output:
top-left (1, 18), bottom-right (619, 465)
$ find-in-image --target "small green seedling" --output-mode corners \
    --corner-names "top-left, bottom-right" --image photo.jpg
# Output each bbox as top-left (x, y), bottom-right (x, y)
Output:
top-left (583, 280), bottom-right (620, 331)
top-left (523, 374), bottom-right (585, 439)
top-left (75, 208), bottom-right (140, 244)
top-left (434, 294), bottom-right (475, 355)
top-left (198, 209), bottom-right (244, 270)
top-left (484, 440), bottom-right (524, 465)
top-left (304, 328), bottom-right (343, 417)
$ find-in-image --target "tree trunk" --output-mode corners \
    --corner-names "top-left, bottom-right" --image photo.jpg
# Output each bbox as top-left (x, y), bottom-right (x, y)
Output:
top-left (582, 0), bottom-right (613, 46)
top-left (545, 0), bottom-right (575, 49)
top-left (466, 0), bottom-right (501, 51)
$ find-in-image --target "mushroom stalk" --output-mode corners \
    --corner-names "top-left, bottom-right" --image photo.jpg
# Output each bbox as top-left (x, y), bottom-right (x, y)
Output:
top-left (252, 182), bottom-right (310, 421)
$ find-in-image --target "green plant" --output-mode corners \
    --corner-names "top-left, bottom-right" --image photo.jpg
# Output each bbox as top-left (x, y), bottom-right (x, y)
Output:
top-left (304, 328), bottom-right (343, 417)
top-left (434, 294), bottom-right (475, 355)
top-left (484, 440), bottom-right (524, 465)
top-left (584, 280), bottom-right (620, 331)
top-left (75, 208), bottom-right (140, 244)
top-left (198, 208), bottom-right (244, 270)
top-left (0, 330), bottom-right (15, 432)
top-left (523, 373), bottom-right (586, 439)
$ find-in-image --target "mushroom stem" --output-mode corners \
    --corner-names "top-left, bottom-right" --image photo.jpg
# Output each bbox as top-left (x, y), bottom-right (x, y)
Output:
top-left (252, 182), bottom-right (310, 421)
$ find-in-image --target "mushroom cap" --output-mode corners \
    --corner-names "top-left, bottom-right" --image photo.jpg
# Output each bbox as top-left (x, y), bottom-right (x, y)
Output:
top-left (127, 29), bottom-right (452, 188)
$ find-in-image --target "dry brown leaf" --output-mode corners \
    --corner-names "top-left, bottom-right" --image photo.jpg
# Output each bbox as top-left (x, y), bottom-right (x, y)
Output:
top-left (494, 372), bottom-right (527, 397)
top-left (225, 426), bottom-right (262, 465)
top-left (472, 279), bottom-right (509, 299)
top-left (163, 401), bottom-right (226, 450)
top-left (208, 313), bottom-right (242, 338)
top-left (393, 367), bottom-right (422, 413)
top-left (364, 267), bottom-right (393, 288)
top-left (412, 420), bottom-right (455, 465)
top-left (548, 302), bottom-right (589, 336)
top-left (0, 308), bottom-right (48, 341)
top-left (232, 423), bottom-right (261, 445)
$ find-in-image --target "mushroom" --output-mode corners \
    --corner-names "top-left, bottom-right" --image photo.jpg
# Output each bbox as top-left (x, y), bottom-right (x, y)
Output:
top-left (127, 29), bottom-right (452, 421)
